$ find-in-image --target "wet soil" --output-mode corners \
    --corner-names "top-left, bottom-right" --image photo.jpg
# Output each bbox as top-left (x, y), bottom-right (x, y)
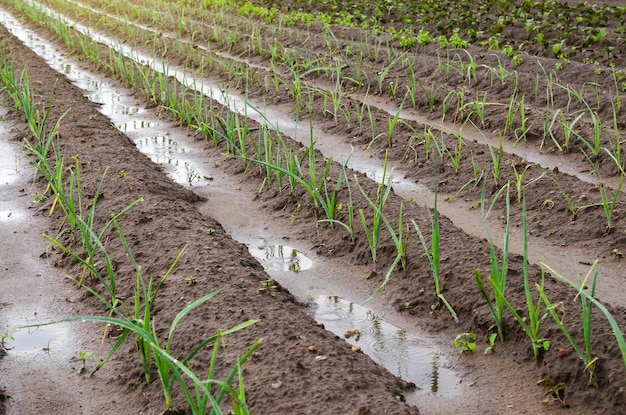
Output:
top-left (2, 0), bottom-right (626, 414)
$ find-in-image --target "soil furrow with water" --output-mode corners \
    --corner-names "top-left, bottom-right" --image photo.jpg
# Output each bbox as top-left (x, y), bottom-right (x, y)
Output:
top-left (2, 1), bottom-right (626, 414)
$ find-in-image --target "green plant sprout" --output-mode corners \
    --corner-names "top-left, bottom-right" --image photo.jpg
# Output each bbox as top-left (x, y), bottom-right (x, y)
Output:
top-left (0, 333), bottom-right (14, 353)
top-left (76, 349), bottom-right (94, 374)
top-left (484, 333), bottom-right (497, 354)
top-left (538, 378), bottom-right (567, 407)
top-left (413, 168), bottom-right (458, 323)
top-left (355, 153), bottom-right (393, 264)
top-left (539, 260), bottom-right (601, 387)
top-left (454, 333), bottom-right (476, 354)
top-left (475, 187), bottom-right (511, 342)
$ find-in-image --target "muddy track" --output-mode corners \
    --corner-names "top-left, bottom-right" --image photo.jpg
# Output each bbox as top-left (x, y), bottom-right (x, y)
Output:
top-left (1, 0), bottom-right (626, 414)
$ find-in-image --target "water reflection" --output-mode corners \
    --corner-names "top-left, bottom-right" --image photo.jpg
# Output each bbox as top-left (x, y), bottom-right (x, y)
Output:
top-left (312, 295), bottom-right (460, 396)
top-left (249, 243), bottom-right (313, 272)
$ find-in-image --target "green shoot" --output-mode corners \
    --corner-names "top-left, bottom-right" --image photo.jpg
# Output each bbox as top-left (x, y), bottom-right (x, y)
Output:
top-left (413, 169), bottom-right (458, 323)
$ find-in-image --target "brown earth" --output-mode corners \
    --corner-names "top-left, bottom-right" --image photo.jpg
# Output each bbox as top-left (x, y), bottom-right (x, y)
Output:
top-left (2, 0), bottom-right (626, 414)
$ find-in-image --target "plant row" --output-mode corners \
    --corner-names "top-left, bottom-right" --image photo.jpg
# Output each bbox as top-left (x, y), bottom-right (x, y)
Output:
top-left (22, 0), bottom-right (626, 246)
top-left (5, 1), bottom-right (626, 406)
top-left (0, 52), bottom-right (260, 415)
top-left (45, 0), bottom-right (626, 177)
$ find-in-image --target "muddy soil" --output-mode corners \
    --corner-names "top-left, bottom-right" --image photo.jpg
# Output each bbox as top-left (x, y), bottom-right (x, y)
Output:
top-left (2, 0), bottom-right (626, 414)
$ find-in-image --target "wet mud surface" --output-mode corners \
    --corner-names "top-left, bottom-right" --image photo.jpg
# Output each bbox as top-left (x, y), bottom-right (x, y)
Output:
top-left (2, 0), bottom-right (626, 414)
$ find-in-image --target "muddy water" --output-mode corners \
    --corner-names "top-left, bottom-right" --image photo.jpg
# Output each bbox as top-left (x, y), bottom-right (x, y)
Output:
top-left (0, 7), bottom-right (465, 411)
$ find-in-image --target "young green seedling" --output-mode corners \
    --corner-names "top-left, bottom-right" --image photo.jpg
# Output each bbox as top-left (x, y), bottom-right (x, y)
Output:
top-left (454, 333), bottom-right (476, 354)
top-left (413, 168), bottom-right (458, 323)
top-left (76, 350), bottom-right (94, 374)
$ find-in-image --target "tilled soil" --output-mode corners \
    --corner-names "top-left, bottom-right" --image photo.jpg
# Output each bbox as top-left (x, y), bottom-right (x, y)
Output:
top-left (2, 0), bottom-right (626, 414)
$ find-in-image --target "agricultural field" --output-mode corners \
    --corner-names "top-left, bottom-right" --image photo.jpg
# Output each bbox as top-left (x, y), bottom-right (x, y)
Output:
top-left (1, 0), bottom-right (626, 413)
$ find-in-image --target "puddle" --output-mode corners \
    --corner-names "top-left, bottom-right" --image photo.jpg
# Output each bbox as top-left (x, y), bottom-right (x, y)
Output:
top-left (0, 210), bottom-right (23, 221)
top-left (312, 295), bottom-right (460, 397)
top-left (249, 241), bottom-right (313, 272)
top-left (7, 324), bottom-right (69, 354)
top-left (0, 117), bottom-right (23, 185)
top-left (134, 134), bottom-right (202, 185)
top-left (0, 104), bottom-right (111, 413)
top-left (0, 152), bottom-right (22, 185)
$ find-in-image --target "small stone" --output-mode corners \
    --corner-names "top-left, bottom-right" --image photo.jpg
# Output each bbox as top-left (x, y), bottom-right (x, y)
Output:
top-left (307, 345), bottom-right (317, 353)
top-left (351, 345), bottom-right (362, 353)
top-left (271, 381), bottom-right (282, 389)
top-left (315, 355), bottom-right (327, 361)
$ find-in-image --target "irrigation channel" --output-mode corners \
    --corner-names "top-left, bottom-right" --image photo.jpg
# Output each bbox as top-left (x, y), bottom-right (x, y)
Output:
top-left (7, 0), bottom-right (626, 310)
top-left (2, 1), bottom-right (626, 413)
top-left (0, 6), bottom-right (464, 411)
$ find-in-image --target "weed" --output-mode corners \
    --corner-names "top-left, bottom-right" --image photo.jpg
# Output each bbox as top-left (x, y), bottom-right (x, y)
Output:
top-left (454, 333), bottom-right (476, 354)
top-left (484, 333), bottom-right (497, 354)
top-left (76, 349), bottom-right (94, 374)
top-left (538, 378), bottom-right (567, 406)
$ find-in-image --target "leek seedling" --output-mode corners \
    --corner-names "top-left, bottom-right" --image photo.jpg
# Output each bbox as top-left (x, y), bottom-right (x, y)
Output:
top-left (377, 53), bottom-right (405, 96)
top-left (558, 84), bottom-right (603, 156)
top-left (455, 49), bottom-right (477, 85)
top-left (519, 199), bottom-right (550, 356)
top-left (475, 187), bottom-right (511, 341)
top-left (379, 95), bottom-right (406, 149)
top-left (354, 153), bottom-right (393, 263)
top-left (477, 197), bottom-right (550, 355)
top-left (540, 261), bottom-right (602, 386)
top-left (318, 155), bottom-right (355, 244)
top-left (406, 60), bottom-right (418, 107)
top-left (418, 82), bottom-right (441, 112)
top-left (612, 67), bottom-right (622, 112)
top-left (445, 152), bottom-right (484, 202)
top-left (483, 128), bottom-right (504, 188)
top-left (544, 261), bottom-right (626, 372)
top-left (511, 162), bottom-right (547, 204)
top-left (320, 155), bottom-right (351, 228)
top-left (584, 151), bottom-right (624, 233)
top-left (413, 170), bottom-right (458, 323)
top-left (557, 110), bottom-right (585, 153)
